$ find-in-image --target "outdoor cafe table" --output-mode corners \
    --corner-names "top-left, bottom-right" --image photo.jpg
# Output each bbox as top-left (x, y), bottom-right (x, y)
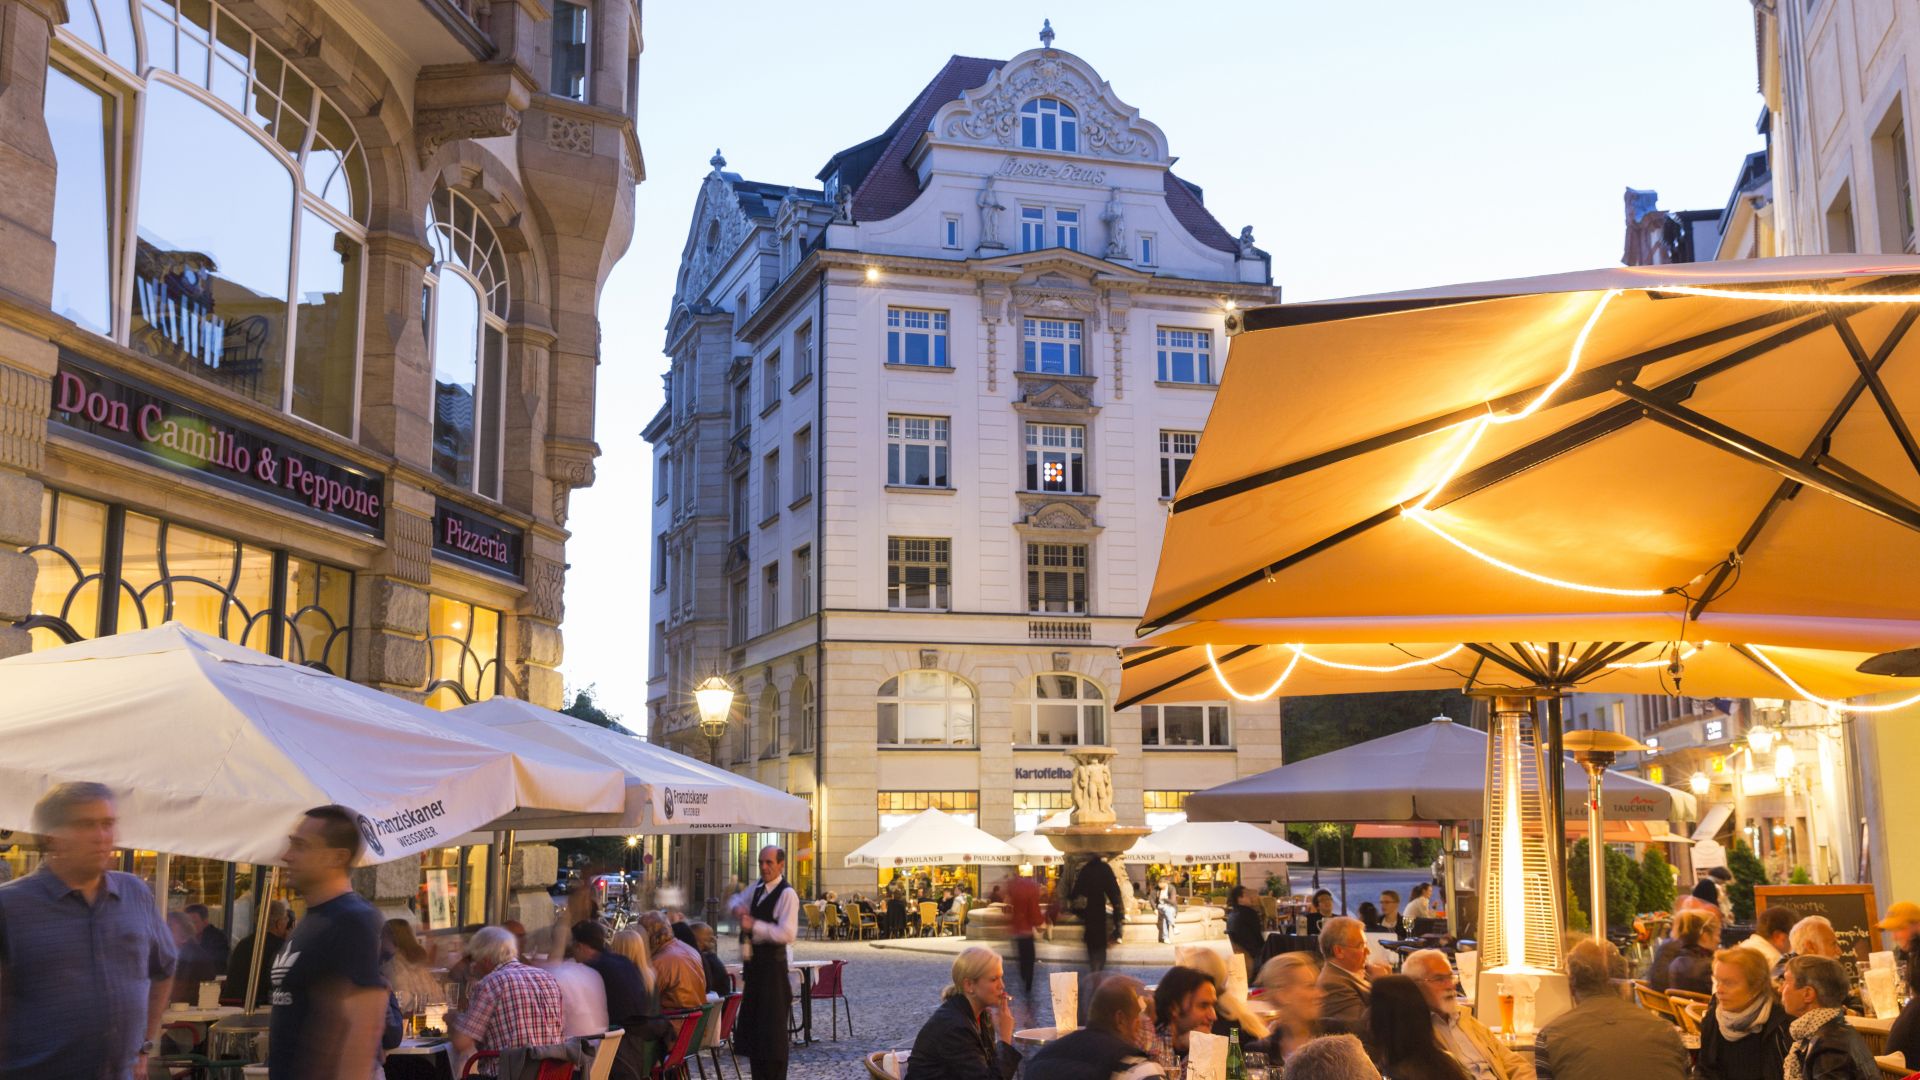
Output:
top-left (726, 958), bottom-right (833, 1044)
top-left (385, 1038), bottom-right (456, 1080)
top-left (1850, 1014), bottom-right (1895, 1056)
top-left (1012, 1027), bottom-right (1057, 1050)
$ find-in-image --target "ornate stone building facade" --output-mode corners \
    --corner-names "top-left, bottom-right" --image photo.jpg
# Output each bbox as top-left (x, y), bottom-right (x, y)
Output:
top-left (646, 32), bottom-right (1284, 903)
top-left (4, 0), bottom-right (639, 721)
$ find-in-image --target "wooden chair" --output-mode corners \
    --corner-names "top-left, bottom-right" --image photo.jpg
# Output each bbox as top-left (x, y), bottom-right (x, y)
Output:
top-left (822, 903), bottom-right (845, 940)
top-left (1667, 988), bottom-right (1711, 1008)
top-left (584, 1029), bottom-right (626, 1080)
top-left (1260, 895), bottom-right (1280, 930)
top-left (1632, 981), bottom-right (1681, 1025)
top-left (803, 903), bottom-right (823, 940)
top-left (917, 901), bottom-right (939, 936)
top-left (865, 1051), bottom-right (899, 1080)
top-left (1674, 1001), bottom-right (1705, 1036)
top-left (855, 907), bottom-right (880, 940)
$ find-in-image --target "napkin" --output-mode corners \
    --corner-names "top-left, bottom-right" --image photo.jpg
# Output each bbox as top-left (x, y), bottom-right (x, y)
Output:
top-left (1457, 949), bottom-right (1479, 1004)
top-left (198, 980), bottom-right (222, 1008)
top-left (1865, 966), bottom-right (1899, 1019)
top-left (1225, 951), bottom-right (1250, 1004)
top-left (1050, 971), bottom-right (1078, 1034)
top-left (1187, 1030), bottom-right (1227, 1080)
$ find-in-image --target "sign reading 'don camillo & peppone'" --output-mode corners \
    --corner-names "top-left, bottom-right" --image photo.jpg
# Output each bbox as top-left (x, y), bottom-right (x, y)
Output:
top-left (49, 352), bottom-right (384, 534)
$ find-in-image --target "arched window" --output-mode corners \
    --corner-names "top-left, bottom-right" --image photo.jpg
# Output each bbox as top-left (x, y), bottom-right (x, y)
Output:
top-left (1019, 98), bottom-right (1078, 153)
top-left (760, 684), bottom-right (780, 757)
top-left (877, 670), bottom-right (975, 747)
top-left (49, 0), bottom-right (368, 435)
top-left (791, 673), bottom-right (814, 752)
top-left (1015, 673), bottom-right (1106, 747)
top-left (424, 188), bottom-right (509, 499)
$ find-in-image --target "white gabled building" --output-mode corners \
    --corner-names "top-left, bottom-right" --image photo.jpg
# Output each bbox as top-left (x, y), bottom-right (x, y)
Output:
top-left (645, 29), bottom-right (1282, 904)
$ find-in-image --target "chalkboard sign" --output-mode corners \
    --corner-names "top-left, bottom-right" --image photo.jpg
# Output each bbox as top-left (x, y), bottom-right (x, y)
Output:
top-left (1755, 884), bottom-right (1882, 963)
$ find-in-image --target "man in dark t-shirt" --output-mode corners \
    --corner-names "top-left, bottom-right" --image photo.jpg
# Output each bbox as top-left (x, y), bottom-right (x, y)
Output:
top-left (268, 805), bottom-right (388, 1080)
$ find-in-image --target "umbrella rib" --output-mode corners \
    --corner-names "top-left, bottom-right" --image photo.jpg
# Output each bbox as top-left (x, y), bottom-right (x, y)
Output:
top-left (1141, 505), bottom-right (1403, 632)
top-left (1827, 310), bottom-right (1920, 479)
top-left (1687, 306), bottom-right (1920, 618)
top-left (1115, 643), bottom-right (1262, 711)
top-left (1565, 641), bottom-right (1656, 683)
top-left (1617, 383), bottom-right (1920, 532)
top-left (1466, 643), bottom-right (1545, 684)
top-left (1172, 309), bottom-right (1808, 515)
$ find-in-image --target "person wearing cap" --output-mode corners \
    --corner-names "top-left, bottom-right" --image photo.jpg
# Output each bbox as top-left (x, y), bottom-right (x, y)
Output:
top-left (1880, 902), bottom-right (1920, 952)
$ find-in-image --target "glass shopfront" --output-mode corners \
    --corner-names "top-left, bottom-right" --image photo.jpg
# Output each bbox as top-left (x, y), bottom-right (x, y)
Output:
top-left (25, 488), bottom-right (351, 670)
top-left (424, 594), bottom-right (502, 709)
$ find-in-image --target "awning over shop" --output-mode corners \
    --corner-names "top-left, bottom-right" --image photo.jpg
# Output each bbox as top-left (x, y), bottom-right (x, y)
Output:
top-left (1692, 803), bottom-right (1735, 842)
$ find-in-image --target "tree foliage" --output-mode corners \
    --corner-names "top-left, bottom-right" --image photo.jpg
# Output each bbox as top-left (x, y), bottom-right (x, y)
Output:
top-left (1726, 839), bottom-right (1768, 921)
top-left (562, 684), bottom-right (628, 733)
top-left (1638, 846), bottom-right (1677, 913)
top-left (1280, 690), bottom-right (1475, 764)
top-left (1569, 839), bottom-right (1642, 930)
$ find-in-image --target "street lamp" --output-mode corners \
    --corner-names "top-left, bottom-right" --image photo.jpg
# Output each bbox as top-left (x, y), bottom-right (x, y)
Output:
top-left (694, 671), bottom-right (736, 763)
top-left (1689, 772), bottom-right (1710, 796)
top-left (1561, 729), bottom-right (1649, 943)
top-left (1747, 723), bottom-right (1778, 757)
top-left (1773, 742), bottom-right (1796, 779)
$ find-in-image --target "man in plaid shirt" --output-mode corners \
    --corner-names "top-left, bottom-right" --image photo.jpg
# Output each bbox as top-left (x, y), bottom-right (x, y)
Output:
top-left (453, 926), bottom-right (564, 1073)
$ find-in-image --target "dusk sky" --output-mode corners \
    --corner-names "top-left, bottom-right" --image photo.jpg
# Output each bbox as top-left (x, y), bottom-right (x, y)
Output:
top-left (561, 1), bottom-right (1766, 724)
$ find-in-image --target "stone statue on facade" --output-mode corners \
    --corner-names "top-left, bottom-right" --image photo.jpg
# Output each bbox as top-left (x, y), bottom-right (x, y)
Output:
top-left (978, 178), bottom-right (1006, 250)
top-left (834, 184), bottom-right (854, 224)
top-left (1102, 187), bottom-right (1127, 258)
top-left (1238, 225), bottom-right (1258, 257)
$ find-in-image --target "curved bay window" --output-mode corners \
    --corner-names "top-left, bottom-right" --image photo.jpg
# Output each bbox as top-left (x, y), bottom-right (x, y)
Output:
top-left (424, 188), bottom-right (509, 500)
top-left (424, 594), bottom-right (501, 709)
top-left (876, 670), bottom-right (976, 747)
top-left (24, 488), bottom-right (351, 671)
top-left (50, 0), bottom-right (368, 436)
top-left (1015, 673), bottom-right (1106, 747)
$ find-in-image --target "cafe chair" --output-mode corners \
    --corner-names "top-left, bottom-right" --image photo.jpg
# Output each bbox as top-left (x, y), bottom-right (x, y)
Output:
top-left (856, 907), bottom-right (880, 940)
top-left (1673, 1002), bottom-right (1704, 1036)
top-left (583, 1029), bottom-right (626, 1080)
top-left (917, 901), bottom-right (939, 936)
top-left (803, 904), bottom-right (824, 940)
top-left (646, 1003), bottom-right (718, 1080)
top-left (866, 1051), bottom-right (901, 1080)
top-left (458, 1050), bottom-right (575, 1080)
top-left (705, 993), bottom-right (743, 1080)
top-left (1632, 981), bottom-right (1682, 1026)
top-left (822, 903), bottom-right (845, 940)
top-left (1260, 895), bottom-right (1280, 930)
top-left (809, 959), bottom-right (853, 1039)
top-left (1667, 988), bottom-right (1711, 1009)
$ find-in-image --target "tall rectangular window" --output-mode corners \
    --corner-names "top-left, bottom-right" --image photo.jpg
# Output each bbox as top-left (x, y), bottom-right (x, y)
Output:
top-left (762, 451), bottom-right (780, 519)
top-left (1025, 423), bottom-right (1086, 493)
top-left (1139, 233), bottom-right (1156, 266)
top-left (886, 307), bottom-right (949, 367)
top-left (887, 537), bottom-right (950, 611)
top-left (46, 64), bottom-right (117, 336)
top-left (792, 427), bottom-right (813, 499)
top-left (792, 322), bottom-right (814, 384)
top-left (1159, 430), bottom-right (1198, 498)
top-left (730, 473), bottom-right (748, 535)
top-left (654, 535), bottom-right (668, 590)
top-left (1026, 542), bottom-right (1088, 614)
top-left (1021, 207), bottom-right (1046, 252)
top-left (732, 381), bottom-right (751, 432)
top-left (942, 214), bottom-right (961, 250)
top-left (1156, 327), bottom-right (1214, 384)
top-left (763, 562), bottom-right (779, 634)
top-left (887, 414), bottom-right (950, 488)
top-left (730, 576), bottom-right (748, 644)
top-left (1022, 318), bottom-right (1083, 375)
top-left (1055, 208), bottom-right (1080, 251)
top-left (1141, 704), bottom-right (1233, 748)
top-left (652, 621), bottom-right (666, 677)
top-left (654, 452), bottom-right (669, 504)
top-left (549, 1), bottom-right (590, 101)
top-left (793, 546), bottom-right (812, 617)
top-left (761, 351), bottom-right (780, 410)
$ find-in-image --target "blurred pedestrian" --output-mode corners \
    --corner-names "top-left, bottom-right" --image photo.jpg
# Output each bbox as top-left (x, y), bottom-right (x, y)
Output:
top-left (168, 910), bottom-right (219, 1003)
top-left (542, 924), bottom-right (609, 1040)
top-left (0, 782), bottom-right (176, 1078)
top-left (185, 903), bottom-right (229, 961)
top-left (1005, 871), bottom-right (1043, 1002)
top-left (1071, 857), bottom-right (1124, 972)
top-left (733, 845), bottom-right (799, 1080)
top-left (270, 804), bottom-right (387, 1080)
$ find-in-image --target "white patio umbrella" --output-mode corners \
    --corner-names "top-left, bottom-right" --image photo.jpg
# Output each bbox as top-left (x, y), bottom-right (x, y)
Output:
top-left (1006, 830), bottom-right (1065, 866)
top-left (0, 623), bottom-right (626, 866)
top-left (843, 808), bottom-right (1020, 868)
top-left (1122, 820), bottom-right (1308, 864)
top-left (451, 697), bottom-right (811, 834)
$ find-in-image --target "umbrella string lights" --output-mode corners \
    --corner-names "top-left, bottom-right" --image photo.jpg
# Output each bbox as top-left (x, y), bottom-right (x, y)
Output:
top-left (1745, 644), bottom-right (1920, 714)
top-left (1203, 643), bottom-right (1465, 702)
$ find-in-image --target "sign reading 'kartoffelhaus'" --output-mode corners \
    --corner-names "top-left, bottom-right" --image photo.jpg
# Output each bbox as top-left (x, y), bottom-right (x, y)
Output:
top-left (432, 499), bottom-right (523, 581)
top-left (49, 352), bottom-right (384, 534)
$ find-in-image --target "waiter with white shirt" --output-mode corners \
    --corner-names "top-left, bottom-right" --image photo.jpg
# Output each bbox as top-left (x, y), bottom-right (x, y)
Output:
top-left (733, 845), bottom-right (799, 1080)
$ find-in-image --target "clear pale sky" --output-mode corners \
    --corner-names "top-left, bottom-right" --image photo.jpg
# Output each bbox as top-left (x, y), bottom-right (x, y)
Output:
top-left (560, 1), bottom-right (1765, 724)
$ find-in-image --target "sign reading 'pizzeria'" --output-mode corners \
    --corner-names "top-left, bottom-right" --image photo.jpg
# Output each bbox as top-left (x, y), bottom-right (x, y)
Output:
top-left (49, 353), bottom-right (384, 534)
top-left (432, 499), bottom-right (524, 581)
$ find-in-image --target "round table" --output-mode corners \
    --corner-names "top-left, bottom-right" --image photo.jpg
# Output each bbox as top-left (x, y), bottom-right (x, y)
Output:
top-left (1013, 1026), bottom-right (1058, 1049)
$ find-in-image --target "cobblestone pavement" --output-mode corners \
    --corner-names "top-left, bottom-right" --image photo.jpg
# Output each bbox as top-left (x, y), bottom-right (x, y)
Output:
top-left (744, 939), bottom-right (1163, 1080)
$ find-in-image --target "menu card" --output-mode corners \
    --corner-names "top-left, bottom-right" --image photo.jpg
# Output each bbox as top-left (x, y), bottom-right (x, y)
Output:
top-left (1050, 971), bottom-right (1078, 1034)
top-left (1226, 951), bottom-right (1250, 1004)
top-left (1864, 967), bottom-right (1899, 1019)
top-left (1187, 1030), bottom-right (1227, 1080)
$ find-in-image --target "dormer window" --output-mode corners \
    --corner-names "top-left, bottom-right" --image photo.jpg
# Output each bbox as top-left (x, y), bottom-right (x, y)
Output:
top-left (1020, 98), bottom-right (1078, 153)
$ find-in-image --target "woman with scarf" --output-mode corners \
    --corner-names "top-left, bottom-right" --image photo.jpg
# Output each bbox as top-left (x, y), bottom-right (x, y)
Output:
top-left (1696, 946), bottom-right (1791, 1080)
top-left (1778, 955), bottom-right (1878, 1080)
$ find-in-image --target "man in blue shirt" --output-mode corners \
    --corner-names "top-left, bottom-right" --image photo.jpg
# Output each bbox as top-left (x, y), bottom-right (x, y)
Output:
top-left (268, 805), bottom-right (388, 1080)
top-left (0, 781), bottom-right (177, 1078)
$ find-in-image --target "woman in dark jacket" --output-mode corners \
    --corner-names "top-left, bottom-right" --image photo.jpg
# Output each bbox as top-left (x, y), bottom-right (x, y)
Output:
top-left (905, 947), bottom-right (1019, 1080)
top-left (1225, 885), bottom-right (1267, 963)
top-left (1369, 975), bottom-right (1470, 1080)
top-left (1696, 946), bottom-right (1792, 1080)
top-left (1667, 910), bottom-right (1719, 995)
top-left (1886, 938), bottom-right (1920, 1068)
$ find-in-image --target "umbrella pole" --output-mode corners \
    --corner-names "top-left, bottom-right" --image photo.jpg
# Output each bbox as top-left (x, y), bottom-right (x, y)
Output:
top-left (494, 830), bottom-right (517, 926)
top-left (154, 852), bottom-right (172, 919)
top-left (1543, 695), bottom-right (1569, 930)
top-left (1442, 823), bottom-right (1457, 932)
top-left (1339, 835), bottom-right (1348, 914)
top-left (244, 866), bottom-right (280, 1014)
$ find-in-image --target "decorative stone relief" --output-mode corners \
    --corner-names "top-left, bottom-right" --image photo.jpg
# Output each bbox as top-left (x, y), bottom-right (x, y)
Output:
top-left (389, 508), bottom-right (433, 585)
top-left (416, 103), bottom-right (520, 157)
top-left (526, 556), bottom-right (565, 623)
top-left (935, 51), bottom-right (1170, 162)
top-left (1013, 275), bottom-right (1101, 330)
top-left (1018, 498), bottom-right (1099, 532)
top-left (679, 151), bottom-right (757, 304)
top-left (546, 114), bottom-right (594, 156)
top-left (545, 440), bottom-right (597, 526)
top-left (1016, 378), bottom-right (1097, 413)
top-left (984, 320), bottom-right (999, 392)
top-left (1102, 285), bottom-right (1134, 400)
top-left (0, 365), bottom-right (49, 472)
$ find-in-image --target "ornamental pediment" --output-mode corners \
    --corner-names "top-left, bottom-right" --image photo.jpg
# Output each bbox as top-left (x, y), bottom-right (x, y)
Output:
top-left (931, 49), bottom-right (1171, 164)
top-left (1018, 498), bottom-right (1101, 533)
top-left (1013, 375), bottom-right (1098, 413)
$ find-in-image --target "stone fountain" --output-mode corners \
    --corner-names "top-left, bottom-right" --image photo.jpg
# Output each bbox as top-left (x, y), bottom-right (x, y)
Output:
top-left (1038, 747), bottom-right (1150, 913)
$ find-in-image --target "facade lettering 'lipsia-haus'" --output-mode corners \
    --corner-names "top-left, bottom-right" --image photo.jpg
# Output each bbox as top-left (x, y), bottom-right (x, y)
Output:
top-left (646, 31), bottom-right (1285, 902)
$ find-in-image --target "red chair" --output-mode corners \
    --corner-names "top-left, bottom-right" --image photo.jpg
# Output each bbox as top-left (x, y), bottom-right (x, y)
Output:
top-left (708, 993), bottom-right (744, 1080)
top-left (652, 1003), bottom-right (716, 1080)
top-left (809, 959), bottom-right (852, 1039)
top-left (458, 1051), bottom-right (575, 1080)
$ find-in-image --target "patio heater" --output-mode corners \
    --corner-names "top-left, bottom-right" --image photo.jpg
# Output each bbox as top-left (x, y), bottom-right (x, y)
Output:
top-left (1474, 692), bottom-right (1570, 1034)
top-left (1560, 729), bottom-right (1649, 943)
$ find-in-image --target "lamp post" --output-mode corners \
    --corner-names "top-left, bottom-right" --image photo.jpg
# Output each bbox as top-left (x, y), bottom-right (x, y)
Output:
top-left (1561, 730), bottom-right (1649, 943)
top-left (692, 670), bottom-right (735, 923)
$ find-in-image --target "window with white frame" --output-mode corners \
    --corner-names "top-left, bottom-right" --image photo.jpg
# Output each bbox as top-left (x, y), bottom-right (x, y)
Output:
top-left (762, 562), bottom-right (779, 634)
top-left (1139, 233), bottom-right (1157, 266)
top-left (1141, 703), bottom-right (1232, 747)
top-left (1159, 430), bottom-right (1198, 499)
top-left (1021, 207), bottom-right (1046, 252)
top-left (762, 451), bottom-right (780, 519)
top-left (887, 537), bottom-right (950, 611)
top-left (1016, 673), bottom-right (1106, 746)
top-left (1156, 327), bottom-right (1214, 384)
top-left (942, 214), bottom-right (962, 250)
top-left (1025, 423), bottom-right (1086, 493)
top-left (887, 415), bottom-right (950, 488)
top-left (426, 188), bottom-right (510, 498)
top-left (792, 427), bottom-right (813, 500)
top-left (793, 545), bottom-right (812, 618)
top-left (886, 307), bottom-right (949, 367)
top-left (877, 671), bottom-right (976, 747)
top-left (761, 351), bottom-right (780, 410)
top-left (1019, 98), bottom-right (1079, 152)
top-left (792, 322), bottom-right (814, 384)
top-left (1055, 208), bottom-right (1080, 250)
top-left (1026, 542), bottom-right (1088, 614)
top-left (1022, 317), bottom-right (1083, 375)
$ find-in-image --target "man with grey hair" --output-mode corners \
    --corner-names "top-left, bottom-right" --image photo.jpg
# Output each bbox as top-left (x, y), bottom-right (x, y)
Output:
top-left (1279, 1033), bottom-right (1382, 1080)
top-left (1317, 915), bottom-right (1387, 1040)
top-left (1534, 940), bottom-right (1687, 1080)
top-left (1777, 914), bottom-right (1865, 1013)
top-left (1402, 948), bottom-right (1533, 1080)
top-left (453, 925), bottom-right (563, 1074)
top-left (1779, 954), bottom-right (1877, 1080)
top-left (0, 782), bottom-right (176, 1077)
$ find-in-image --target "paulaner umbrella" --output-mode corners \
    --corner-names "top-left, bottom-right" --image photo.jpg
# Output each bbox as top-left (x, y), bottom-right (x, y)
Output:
top-left (843, 808), bottom-right (1020, 868)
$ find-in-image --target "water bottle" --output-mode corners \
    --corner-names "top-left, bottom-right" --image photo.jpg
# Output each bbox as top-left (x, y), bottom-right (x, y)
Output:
top-left (1227, 1023), bottom-right (1247, 1080)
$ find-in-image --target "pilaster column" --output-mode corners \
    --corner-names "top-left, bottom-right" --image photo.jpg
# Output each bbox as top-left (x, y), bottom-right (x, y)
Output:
top-left (351, 484), bottom-right (435, 698)
top-left (357, 233), bottom-right (435, 468)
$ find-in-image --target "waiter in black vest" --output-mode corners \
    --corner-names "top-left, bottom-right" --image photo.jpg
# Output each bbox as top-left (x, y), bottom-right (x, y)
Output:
top-left (732, 845), bottom-right (799, 1080)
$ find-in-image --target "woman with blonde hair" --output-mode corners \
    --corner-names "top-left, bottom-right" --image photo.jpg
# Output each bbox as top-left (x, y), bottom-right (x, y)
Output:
top-left (1178, 945), bottom-right (1271, 1041)
top-left (610, 927), bottom-right (656, 994)
top-left (1255, 952), bottom-right (1327, 1064)
top-left (904, 946), bottom-right (1019, 1079)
